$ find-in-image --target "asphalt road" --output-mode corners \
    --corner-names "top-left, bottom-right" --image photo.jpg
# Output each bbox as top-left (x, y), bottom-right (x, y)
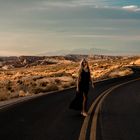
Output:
top-left (96, 78), bottom-right (140, 140)
top-left (0, 70), bottom-right (140, 140)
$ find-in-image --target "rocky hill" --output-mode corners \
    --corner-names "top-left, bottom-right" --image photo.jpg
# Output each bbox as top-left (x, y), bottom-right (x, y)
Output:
top-left (0, 55), bottom-right (137, 70)
top-left (0, 56), bottom-right (66, 69)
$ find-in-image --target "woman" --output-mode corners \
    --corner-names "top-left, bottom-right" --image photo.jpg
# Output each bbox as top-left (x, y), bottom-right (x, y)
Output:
top-left (76, 58), bottom-right (94, 117)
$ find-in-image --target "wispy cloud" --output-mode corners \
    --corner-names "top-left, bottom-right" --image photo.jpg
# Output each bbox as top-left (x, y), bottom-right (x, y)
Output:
top-left (19, 0), bottom-right (140, 13)
top-left (122, 5), bottom-right (140, 12)
top-left (23, 0), bottom-right (99, 11)
top-left (69, 34), bottom-right (140, 41)
top-left (40, 1), bottom-right (98, 9)
top-left (23, 1), bottom-right (140, 14)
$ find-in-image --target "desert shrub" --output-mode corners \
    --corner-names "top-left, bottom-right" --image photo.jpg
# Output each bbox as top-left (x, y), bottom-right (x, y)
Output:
top-left (62, 81), bottom-right (75, 88)
top-left (40, 81), bottom-right (48, 87)
top-left (10, 89), bottom-right (15, 92)
top-left (7, 86), bottom-right (12, 91)
top-left (55, 79), bottom-right (61, 84)
top-left (17, 80), bottom-right (23, 85)
top-left (46, 84), bottom-right (59, 91)
top-left (32, 76), bottom-right (44, 81)
top-left (50, 72), bottom-right (63, 77)
top-left (10, 92), bottom-right (19, 99)
top-left (33, 84), bottom-right (59, 94)
top-left (31, 82), bottom-right (37, 87)
top-left (5, 80), bottom-right (12, 88)
top-left (70, 80), bottom-right (76, 86)
top-left (0, 91), bottom-right (9, 101)
top-left (62, 83), bottom-right (71, 88)
top-left (50, 71), bottom-right (71, 77)
top-left (19, 90), bottom-right (26, 97)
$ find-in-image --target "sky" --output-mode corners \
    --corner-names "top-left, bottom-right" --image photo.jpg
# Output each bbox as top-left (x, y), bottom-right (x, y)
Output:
top-left (0, 0), bottom-right (140, 56)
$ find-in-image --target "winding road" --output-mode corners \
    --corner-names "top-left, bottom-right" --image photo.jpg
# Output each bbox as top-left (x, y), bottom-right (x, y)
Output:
top-left (0, 67), bottom-right (140, 140)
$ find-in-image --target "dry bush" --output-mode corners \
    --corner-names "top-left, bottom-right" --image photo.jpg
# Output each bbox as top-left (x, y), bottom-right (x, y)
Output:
top-left (108, 72), bottom-right (120, 78)
top-left (40, 81), bottom-right (48, 87)
top-left (0, 91), bottom-right (9, 101)
top-left (10, 92), bottom-right (19, 99)
top-left (22, 77), bottom-right (50, 94)
top-left (55, 79), bottom-right (61, 84)
top-left (62, 80), bottom-right (75, 88)
top-left (32, 76), bottom-right (44, 81)
top-left (33, 84), bottom-right (59, 94)
top-left (49, 71), bottom-right (71, 77)
top-left (19, 90), bottom-right (26, 97)
top-left (108, 68), bottom-right (132, 78)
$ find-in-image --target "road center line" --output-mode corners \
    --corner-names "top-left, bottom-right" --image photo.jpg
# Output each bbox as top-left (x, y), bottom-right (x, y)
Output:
top-left (78, 87), bottom-right (115, 140)
top-left (90, 78), bottom-right (140, 140)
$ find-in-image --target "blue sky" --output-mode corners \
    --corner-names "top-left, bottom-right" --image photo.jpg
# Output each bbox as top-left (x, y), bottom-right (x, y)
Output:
top-left (0, 0), bottom-right (140, 56)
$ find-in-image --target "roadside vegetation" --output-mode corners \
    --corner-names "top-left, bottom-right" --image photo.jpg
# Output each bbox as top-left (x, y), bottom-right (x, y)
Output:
top-left (0, 55), bottom-right (139, 101)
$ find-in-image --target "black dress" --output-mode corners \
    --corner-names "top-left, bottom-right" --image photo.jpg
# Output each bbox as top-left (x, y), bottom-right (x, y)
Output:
top-left (78, 69), bottom-right (90, 95)
top-left (69, 69), bottom-right (91, 111)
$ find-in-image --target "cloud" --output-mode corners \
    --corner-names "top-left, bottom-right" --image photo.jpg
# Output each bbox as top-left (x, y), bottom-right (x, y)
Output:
top-left (69, 34), bottom-right (140, 41)
top-left (122, 5), bottom-right (140, 12)
top-left (33, 1), bottom-right (98, 10)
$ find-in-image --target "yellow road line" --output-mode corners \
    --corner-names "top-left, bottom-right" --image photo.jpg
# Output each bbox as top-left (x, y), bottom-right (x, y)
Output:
top-left (79, 78), bottom-right (140, 140)
top-left (90, 78), bottom-right (140, 140)
top-left (90, 85), bottom-right (118, 140)
top-left (78, 87), bottom-right (114, 140)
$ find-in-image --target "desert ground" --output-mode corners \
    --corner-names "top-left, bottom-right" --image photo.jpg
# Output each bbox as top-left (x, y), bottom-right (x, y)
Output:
top-left (0, 55), bottom-right (139, 101)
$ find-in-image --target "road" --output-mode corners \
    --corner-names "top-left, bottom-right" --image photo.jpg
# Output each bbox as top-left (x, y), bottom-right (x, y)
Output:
top-left (0, 69), bottom-right (140, 140)
top-left (96, 78), bottom-right (140, 140)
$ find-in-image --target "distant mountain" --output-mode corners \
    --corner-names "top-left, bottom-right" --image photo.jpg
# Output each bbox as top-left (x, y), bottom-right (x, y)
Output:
top-left (37, 48), bottom-right (114, 56)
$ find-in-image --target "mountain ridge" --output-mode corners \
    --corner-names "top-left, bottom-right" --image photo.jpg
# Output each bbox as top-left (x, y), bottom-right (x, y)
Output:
top-left (37, 48), bottom-right (114, 56)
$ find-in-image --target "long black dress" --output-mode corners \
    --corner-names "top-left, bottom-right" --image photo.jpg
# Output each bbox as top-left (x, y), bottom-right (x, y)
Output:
top-left (69, 69), bottom-right (91, 110)
top-left (78, 69), bottom-right (90, 95)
